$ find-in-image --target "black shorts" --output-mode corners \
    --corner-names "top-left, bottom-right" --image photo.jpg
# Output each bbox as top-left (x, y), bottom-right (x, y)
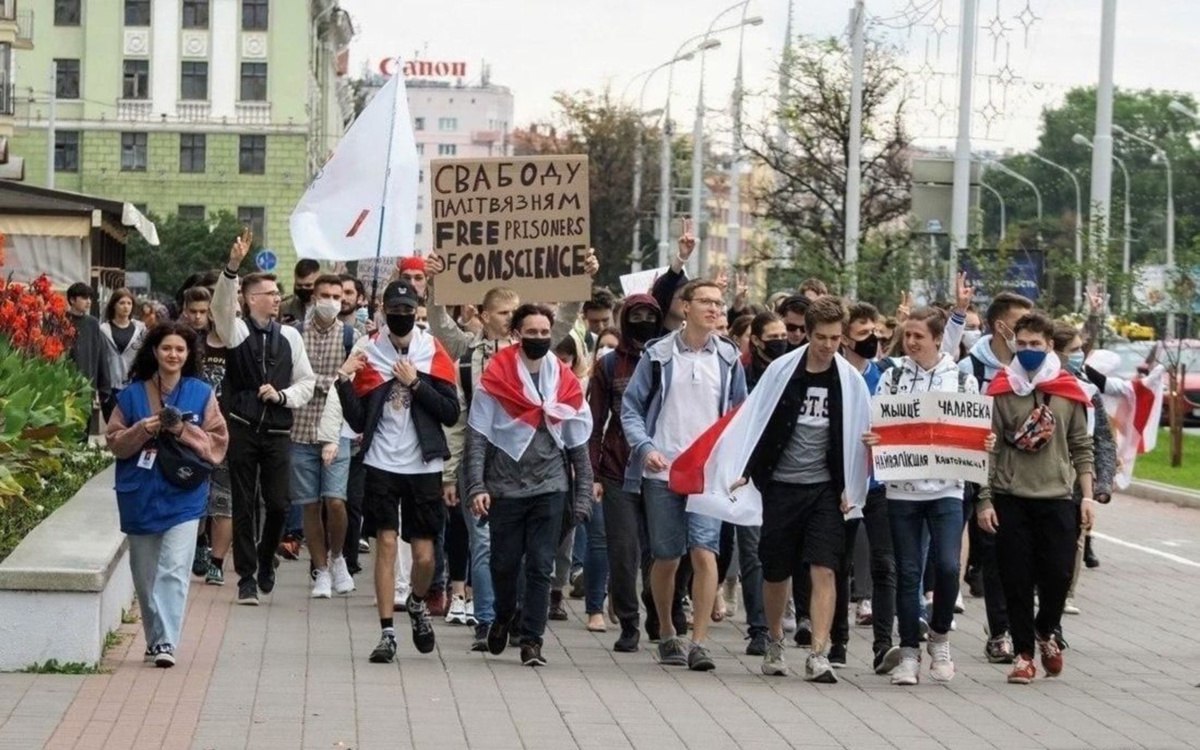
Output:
top-left (759, 481), bottom-right (844, 582)
top-left (364, 467), bottom-right (445, 543)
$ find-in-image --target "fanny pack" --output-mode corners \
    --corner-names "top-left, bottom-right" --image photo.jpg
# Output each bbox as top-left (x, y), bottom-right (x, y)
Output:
top-left (1007, 392), bottom-right (1056, 453)
top-left (156, 433), bottom-right (214, 490)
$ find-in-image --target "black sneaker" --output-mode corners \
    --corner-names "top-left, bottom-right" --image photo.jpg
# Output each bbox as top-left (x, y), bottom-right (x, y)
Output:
top-left (745, 631), bottom-right (769, 657)
top-left (645, 617), bottom-right (661, 643)
top-left (521, 643), bottom-right (547, 667)
top-left (964, 565), bottom-right (984, 598)
top-left (794, 618), bottom-right (812, 648)
top-left (568, 568), bottom-right (585, 599)
top-left (873, 645), bottom-right (902, 675)
top-left (407, 596), bottom-right (436, 654)
top-left (205, 563), bottom-right (224, 586)
top-left (509, 610), bottom-right (522, 647)
top-left (688, 643), bottom-right (715, 672)
top-left (471, 623), bottom-right (490, 653)
top-left (369, 633), bottom-right (397, 663)
top-left (614, 624), bottom-right (640, 653)
top-left (257, 564), bottom-right (276, 595)
top-left (192, 545), bottom-right (210, 577)
top-left (829, 642), bottom-right (848, 668)
top-left (657, 637), bottom-right (688, 667)
top-left (488, 618), bottom-right (512, 655)
top-left (154, 643), bottom-right (176, 668)
top-left (548, 592), bottom-right (568, 621)
top-left (237, 578), bottom-right (259, 606)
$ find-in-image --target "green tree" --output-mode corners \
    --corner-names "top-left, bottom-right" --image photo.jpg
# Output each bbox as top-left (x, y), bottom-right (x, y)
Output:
top-left (743, 33), bottom-right (913, 299)
top-left (125, 211), bottom-right (250, 302)
top-left (511, 90), bottom-right (664, 292)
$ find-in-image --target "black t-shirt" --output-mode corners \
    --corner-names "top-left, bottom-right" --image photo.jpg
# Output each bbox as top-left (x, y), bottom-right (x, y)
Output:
top-left (772, 364), bottom-right (836, 484)
top-left (199, 341), bottom-right (228, 409)
top-left (110, 322), bottom-right (135, 354)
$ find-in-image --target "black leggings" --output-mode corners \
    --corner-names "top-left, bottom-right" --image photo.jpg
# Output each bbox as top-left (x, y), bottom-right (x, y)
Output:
top-left (447, 501), bottom-right (470, 583)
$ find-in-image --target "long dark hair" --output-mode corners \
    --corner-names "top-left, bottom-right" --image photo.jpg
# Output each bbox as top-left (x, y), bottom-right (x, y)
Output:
top-left (128, 322), bottom-right (200, 382)
top-left (104, 288), bottom-right (136, 323)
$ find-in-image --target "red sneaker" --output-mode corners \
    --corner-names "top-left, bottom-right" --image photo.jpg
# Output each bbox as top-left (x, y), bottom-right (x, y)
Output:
top-left (1007, 654), bottom-right (1037, 684)
top-left (425, 589), bottom-right (449, 617)
top-left (1038, 637), bottom-right (1064, 677)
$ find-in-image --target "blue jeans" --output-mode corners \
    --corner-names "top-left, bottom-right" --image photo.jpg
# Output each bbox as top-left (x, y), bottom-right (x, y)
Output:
top-left (642, 479), bottom-right (722, 559)
top-left (889, 497), bottom-right (963, 648)
top-left (582, 500), bottom-right (608, 614)
top-left (461, 500), bottom-right (494, 625)
top-left (128, 519), bottom-right (200, 650)
top-left (489, 491), bottom-right (567, 645)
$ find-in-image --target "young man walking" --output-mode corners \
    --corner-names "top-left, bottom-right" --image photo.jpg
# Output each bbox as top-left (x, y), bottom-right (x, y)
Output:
top-left (978, 311), bottom-right (1094, 684)
top-left (213, 233), bottom-right (316, 605)
top-left (621, 280), bottom-right (748, 672)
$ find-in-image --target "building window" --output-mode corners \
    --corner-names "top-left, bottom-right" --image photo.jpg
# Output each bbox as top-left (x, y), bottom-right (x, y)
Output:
top-left (237, 206), bottom-right (265, 242)
top-left (437, 117), bottom-right (457, 131)
top-left (120, 132), bottom-right (148, 172)
top-left (418, 169), bottom-right (423, 183)
top-left (124, 0), bottom-right (150, 26)
top-left (182, 0), bottom-right (209, 29)
top-left (415, 143), bottom-right (424, 155)
top-left (413, 117), bottom-right (425, 131)
top-left (415, 223), bottom-right (422, 235)
top-left (54, 0), bottom-right (81, 25)
top-left (437, 144), bottom-right (457, 156)
top-left (122, 60), bottom-right (150, 100)
top-left (55, 131), bottom-right (80, 172)
top-left (178, 204), bottom-right (206, 221)
top-left (179, 134), bottom-right (206, 173)
top-left (242, 0), bottom-right (268, 30)
top-left (239, 63), bottom-right (267, 101)
top-left (54, 59), bottom-right (80, 100)
top-left (239, 135), bottom-right (266, 174)
top-left (180, 61), bottom-right (208, 101)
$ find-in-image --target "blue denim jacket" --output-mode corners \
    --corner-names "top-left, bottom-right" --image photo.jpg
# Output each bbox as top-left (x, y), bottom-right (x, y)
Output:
top-left (619, 330), bottom-right (747, 492)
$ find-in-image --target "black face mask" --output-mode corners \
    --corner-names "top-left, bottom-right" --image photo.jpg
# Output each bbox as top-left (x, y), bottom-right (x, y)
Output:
top-left (762, 340), bottom-right (789, 360)
top-left (627, 319), bottom-right (658, 345)
top-left (850, 336), bottom-right (879, 360)
top-left (521, 337), bottom-right (552, 360)
top-left (386, 313), bottom-right (416, 338)
top-left (294, 287), bottom-right (313, 305)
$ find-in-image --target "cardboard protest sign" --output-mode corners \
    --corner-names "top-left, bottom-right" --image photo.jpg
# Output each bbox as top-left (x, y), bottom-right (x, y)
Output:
top-left (429, 155), bottom-right (590, 306)
top-left (870, 392), bottom-right (994, 484)
top-left (619, 266), bottom-right (668, 297)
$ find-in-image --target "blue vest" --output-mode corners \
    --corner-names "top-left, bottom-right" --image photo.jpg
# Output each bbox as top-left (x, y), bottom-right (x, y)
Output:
top-left (113, 377), bottom-right (213, 535)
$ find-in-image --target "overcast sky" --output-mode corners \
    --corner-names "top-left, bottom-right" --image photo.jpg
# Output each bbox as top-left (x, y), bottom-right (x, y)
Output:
top-left (338, 0), bottom-right (1198, 151)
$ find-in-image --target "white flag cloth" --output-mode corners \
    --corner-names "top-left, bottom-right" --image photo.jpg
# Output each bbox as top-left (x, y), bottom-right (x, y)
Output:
top-left (289, 59), bottom-right (419, 262)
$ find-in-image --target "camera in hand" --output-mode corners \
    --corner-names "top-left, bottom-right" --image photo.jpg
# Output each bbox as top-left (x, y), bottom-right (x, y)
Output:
top-left (159, 405), bottom-right (182, 430)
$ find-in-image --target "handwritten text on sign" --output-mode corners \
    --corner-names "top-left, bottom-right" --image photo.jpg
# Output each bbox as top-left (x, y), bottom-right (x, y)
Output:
top-left (870, 392), bottom-right (994, 484)
top-left (430, 155), bottom-right (590, 306)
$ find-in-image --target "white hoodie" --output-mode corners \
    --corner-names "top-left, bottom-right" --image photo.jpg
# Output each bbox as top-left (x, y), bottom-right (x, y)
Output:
top-left (875, 352), bottom-right (980, 501)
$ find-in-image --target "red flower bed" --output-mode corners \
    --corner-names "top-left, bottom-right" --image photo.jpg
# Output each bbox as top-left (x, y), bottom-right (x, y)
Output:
top-left (0, 275), bottom-right (76, 361)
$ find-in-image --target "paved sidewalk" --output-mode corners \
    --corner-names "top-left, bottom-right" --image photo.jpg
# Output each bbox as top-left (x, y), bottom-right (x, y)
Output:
top-left (1, 493), bottom-right (1198, 750)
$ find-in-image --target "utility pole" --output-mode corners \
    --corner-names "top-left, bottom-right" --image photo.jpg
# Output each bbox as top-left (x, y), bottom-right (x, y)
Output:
top-left (1088, 0), bottom-right (1117, 301)
top-left (47, 61), bottom-right (57, 190)
top-left (948, 0), bottom-right (979, 294)
top-left (844, 0), bottom-right (866, 298)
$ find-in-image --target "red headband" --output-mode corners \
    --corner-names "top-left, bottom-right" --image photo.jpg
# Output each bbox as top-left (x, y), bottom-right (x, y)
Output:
top-left (398, 256), bottom-right (426, 274)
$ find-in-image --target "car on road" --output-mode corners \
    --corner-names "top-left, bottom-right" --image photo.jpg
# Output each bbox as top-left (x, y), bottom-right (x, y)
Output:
top-left (1149, 340), bottom-right (1200, 426)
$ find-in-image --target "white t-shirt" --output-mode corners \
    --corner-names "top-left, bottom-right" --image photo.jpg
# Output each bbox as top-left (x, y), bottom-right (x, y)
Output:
top-left (364, 372), bottom-right (445, 475)
top-left (648, 342), bottom-right (722, 481)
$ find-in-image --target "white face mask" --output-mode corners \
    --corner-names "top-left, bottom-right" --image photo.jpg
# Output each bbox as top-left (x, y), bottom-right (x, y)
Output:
top-left (314, 299), bottom-right (340, 322)
top-left (961, 330), bottom-right (982, 350)
top-left (596, 346), bottom-right (615, 362)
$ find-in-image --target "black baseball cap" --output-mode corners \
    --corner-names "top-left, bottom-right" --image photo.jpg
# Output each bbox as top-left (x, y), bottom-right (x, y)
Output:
top-left (382, 280), bottom-right (420, 310)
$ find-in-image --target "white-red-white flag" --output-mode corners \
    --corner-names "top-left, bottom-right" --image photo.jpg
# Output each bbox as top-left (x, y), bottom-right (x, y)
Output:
top-left (289, 58), bottom-right (419, 261)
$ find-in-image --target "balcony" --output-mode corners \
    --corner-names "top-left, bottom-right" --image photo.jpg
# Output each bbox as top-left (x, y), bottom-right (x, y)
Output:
top-left (177, 100), bottom-right (210, 122)
top-left (0, 82), bottom-right (12, 117)
top-left (116, 99), bottom-right (153, 121)
top-left (235, 101), bottom-right (270, 125)
top-left (14, 10), bottom-right (34, 51)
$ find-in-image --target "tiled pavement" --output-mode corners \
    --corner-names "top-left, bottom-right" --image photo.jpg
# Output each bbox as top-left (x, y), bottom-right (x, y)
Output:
top-left (1, 493), bottom-right (1198, 750)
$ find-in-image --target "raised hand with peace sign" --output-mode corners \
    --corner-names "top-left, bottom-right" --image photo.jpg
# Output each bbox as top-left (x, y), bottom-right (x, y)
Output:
top-left (895, 290), bottom-right (914, 323)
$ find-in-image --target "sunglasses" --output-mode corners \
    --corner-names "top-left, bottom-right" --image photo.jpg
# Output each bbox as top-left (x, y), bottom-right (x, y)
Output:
top-left (785, 323), bottom-right (805, 334)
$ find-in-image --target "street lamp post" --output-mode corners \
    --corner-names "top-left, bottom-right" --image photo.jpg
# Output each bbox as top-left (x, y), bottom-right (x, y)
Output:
top-left (1114, 124), bottom-right (1175, 333)
top-left (1074, 133), bottom-right (1132, 312)
top-left (985, 160), bottom-right (1042, 225)
top-left (690, 3), bottom-right (762, 277)
top-left (949, 0), bottom-right (980, 295)
top-left (1029, 152), bottom-right (1084, 309)
top-left (844, 0), bottom-right (866, 298)
top-left (980, 181), bottom-right (1006, 243)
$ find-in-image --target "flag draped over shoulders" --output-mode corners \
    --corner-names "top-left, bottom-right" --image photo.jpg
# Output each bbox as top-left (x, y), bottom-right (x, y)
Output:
top-left (468, 345), bottom-right (592, 461)
top-left (353, 327), bottom-right (457, 398)
top-left (669, 346), bottom-right (871, 526)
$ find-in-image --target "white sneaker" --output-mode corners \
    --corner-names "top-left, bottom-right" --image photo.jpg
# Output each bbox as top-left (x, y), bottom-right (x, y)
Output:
top-left (358, 538), bottom-right (370, 554)
top-left (954, 592), bottom-right (965, 614)
top-left (855, 599), bottom-right (873, 627)
top-left (330, 556), bottom-right (355, 595)
top-left (804, 652), bottom-right (837, 684)
top-left (311, 569), bottom-right (332, 599)
top-left (761, 638), bottom-right (788, 676)
top-left (465, 598), bottom-right (477, 626)
top-left (782, 599), bottom-right (798, 634)
top-left (891, 649), bottom-right (920, 685)
top-left (446, 594), bottom-right (468, 625)
top-left (1063, 598), bottom-right (1081, 615)
top-left (927, 632), bottom-right (955, 682)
